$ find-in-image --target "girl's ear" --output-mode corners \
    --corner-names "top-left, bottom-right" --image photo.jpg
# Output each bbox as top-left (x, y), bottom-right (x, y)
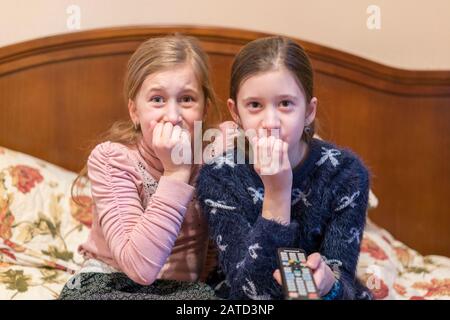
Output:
top-left (227, 98), bottom-right (241, 125)
top-left (305, 97), bottom-right (318, 126)
top-left (128, 99), bottom-right (139, 124)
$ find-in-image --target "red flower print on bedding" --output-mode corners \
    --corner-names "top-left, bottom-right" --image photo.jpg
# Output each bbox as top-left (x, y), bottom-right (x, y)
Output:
top-left (360, 238), bottom-right (388, 260)
top-left (0, 240), bottom-right (25, 263)
top-left (412, 279), bottom-right (450, 298)
top-left (70, 196), bottom-right (93, 228)
top-left (3, 239), bottom-right (26, 252)
top-left (361, 273), bottom-right (389, 299)
top-left (9, 165), bottom-right (43, 194)
top-left (0, 248), bottom-right (16, 261)
top-left (394, 247), bottom-right (412, 267)
top-left (0, 199), bottom-right (14, 240)
top-left (393, 283), bottom-right (407, 296)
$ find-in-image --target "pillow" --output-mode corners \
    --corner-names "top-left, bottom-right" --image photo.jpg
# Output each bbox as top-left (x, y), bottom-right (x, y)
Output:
top-left (0, 145), bottom-right (92, 273)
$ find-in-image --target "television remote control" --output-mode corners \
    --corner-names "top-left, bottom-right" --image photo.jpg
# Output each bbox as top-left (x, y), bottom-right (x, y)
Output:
top-left (277, 248), bottom-right (320, 300)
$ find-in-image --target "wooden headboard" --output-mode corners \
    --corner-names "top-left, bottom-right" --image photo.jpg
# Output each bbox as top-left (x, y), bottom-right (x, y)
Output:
top-left (1, 26), bottom-right (449, 256)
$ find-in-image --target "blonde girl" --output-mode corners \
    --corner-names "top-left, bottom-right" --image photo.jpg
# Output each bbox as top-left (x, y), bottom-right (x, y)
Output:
top-left (59, 35), bottom-right (219, 300)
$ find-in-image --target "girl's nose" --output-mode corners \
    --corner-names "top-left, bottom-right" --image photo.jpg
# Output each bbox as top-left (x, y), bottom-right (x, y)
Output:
top-left (163, 102), bottom-right (182, 125)
top-left (262, 108), bottom-right (281, 135)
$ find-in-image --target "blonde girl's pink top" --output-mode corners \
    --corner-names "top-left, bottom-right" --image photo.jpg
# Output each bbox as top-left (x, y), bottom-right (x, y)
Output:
top-left (78, 136), bottom-right (217, 286)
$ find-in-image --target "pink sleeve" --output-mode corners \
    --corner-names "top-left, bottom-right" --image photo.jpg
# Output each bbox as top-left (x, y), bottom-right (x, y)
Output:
top-left (87, 141), bottom-right (194, 285)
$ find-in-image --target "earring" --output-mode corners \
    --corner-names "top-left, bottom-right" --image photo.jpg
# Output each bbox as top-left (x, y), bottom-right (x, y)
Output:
top-left (134, 122), bottom-right (140, 131)
top-left (304, 125), bottom-right (311, 135)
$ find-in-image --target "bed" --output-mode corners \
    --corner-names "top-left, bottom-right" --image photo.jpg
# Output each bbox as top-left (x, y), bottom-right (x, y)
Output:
top-left (0, 26), bottom-right (449, 300)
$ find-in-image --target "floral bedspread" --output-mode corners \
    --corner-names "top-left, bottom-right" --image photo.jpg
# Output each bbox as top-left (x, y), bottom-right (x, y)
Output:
top-left (357, 219), bottom-right (450, 299)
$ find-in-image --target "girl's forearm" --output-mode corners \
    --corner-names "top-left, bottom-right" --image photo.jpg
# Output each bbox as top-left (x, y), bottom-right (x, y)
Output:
top-left (261, 189), bottom-right (292, 225)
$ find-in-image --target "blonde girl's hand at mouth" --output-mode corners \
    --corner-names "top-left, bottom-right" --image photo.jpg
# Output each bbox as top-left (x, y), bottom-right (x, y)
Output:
top-left (151, 120), bottom-right (192, 183)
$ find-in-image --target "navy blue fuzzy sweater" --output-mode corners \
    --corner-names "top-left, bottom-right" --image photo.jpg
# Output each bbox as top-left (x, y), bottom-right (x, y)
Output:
top-left (196, 138), bottom-right (373, 300)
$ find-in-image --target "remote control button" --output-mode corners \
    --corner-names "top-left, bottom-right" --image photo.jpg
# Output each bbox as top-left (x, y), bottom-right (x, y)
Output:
top-left (302, 269), bottom-right (311, 276)
top-left (302, 273), bottom-right (311, 281)
top-left (302, 268), bottom-right (312, 274)
top-left (297, 281), bottom-right (306, 290)
top-left (296, 279), bottom-right (304, 287)
top-left (307, 284), bottom-right (316, 292)
top-left (288, 282), bottom-right (296, 288)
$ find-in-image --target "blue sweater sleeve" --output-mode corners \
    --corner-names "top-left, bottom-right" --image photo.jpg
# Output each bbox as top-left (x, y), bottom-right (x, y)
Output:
top-left (319, 156), bottom-right (370, 300)
top-left (197, 163), bottom-right (300, 300)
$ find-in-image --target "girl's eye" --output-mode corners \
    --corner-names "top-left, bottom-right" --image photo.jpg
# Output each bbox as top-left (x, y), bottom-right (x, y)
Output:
top-left (180, 96), bottom-right (194, 104)
top-left (280, 100), bottom-right (293, 108)
top-left (150, 96), bottom-right (164, 104)
top-left (248, 102), bottom-right (261, 109)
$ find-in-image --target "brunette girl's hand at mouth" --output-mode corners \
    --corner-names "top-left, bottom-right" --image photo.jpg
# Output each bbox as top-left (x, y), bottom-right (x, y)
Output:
top-left (250, 135), bottom-right (292, 226)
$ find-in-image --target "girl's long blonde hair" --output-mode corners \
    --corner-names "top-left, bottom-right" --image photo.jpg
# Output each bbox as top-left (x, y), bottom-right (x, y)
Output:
top-left (71, 34), bottom-right (220, 204)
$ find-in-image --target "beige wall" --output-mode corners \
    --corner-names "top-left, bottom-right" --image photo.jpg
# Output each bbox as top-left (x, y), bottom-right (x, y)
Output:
top-left (1, 0), bottom-right (449, 70)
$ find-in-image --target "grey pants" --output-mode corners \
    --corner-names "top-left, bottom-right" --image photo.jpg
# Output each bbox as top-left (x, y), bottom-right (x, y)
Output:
top-left (58, 272), bottom-right (220, 300)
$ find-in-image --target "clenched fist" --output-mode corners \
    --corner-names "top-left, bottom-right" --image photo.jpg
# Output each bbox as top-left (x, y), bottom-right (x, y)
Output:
top-left (250, 135), bottom-right (293, 225)
top-left (250, 135), bottom-right (292, 185)
top-left (151, 121), bottom-right (192, 183)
